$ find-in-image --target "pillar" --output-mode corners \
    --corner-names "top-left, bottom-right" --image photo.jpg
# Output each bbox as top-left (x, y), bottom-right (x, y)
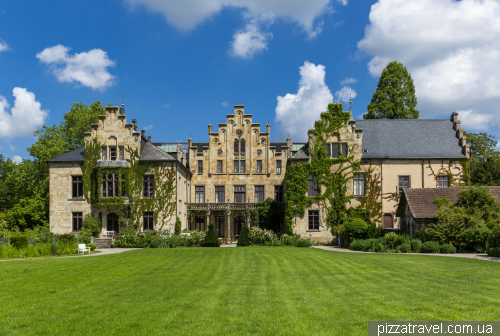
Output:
top-left (206, 211), bottom-right (210, 232)
top-left (226, 210), bottom-right (231, 238)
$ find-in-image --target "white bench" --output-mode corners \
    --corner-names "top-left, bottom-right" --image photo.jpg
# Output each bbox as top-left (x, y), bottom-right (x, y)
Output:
top-left (78, 244), bottom-right (91, 254)
top-left (103, 231), bottom-right (114, 238)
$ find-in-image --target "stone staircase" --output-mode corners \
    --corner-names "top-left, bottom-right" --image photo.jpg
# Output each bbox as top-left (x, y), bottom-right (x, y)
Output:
top-left (94, 238), bottom-right (113, 249)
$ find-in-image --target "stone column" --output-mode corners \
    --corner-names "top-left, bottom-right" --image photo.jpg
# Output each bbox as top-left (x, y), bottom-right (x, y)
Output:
top-left (226, 210), bottom-right (231, 238)
top-left (247, 199), bottom-right (251, 229)
top-left (187, 211), bottom-right (190, 231)
top-left (206, 211), bottom-right (210, 232)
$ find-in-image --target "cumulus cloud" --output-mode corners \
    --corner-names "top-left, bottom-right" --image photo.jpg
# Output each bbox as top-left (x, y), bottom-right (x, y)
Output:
top-left (275, 61), bottom-right (333, 141)
top-left (36, 45), bottom-right (116, 91)
top-left (0, 88), bottom-right (49, 138)
top-left (222, 101), bottom-right (229, 107)
top-left (143, 125), bottom-right (154, 130)
top-left (340, 77), bottom-right (356, 85)
top-left (230, 17), bottom-right (273, 58)
top-left (357, 0), bottom-right (500, 138)
top-left (335, 86), bottom-right (356, 104)
top-left (12, 155), bottom-right (22, 164)
top-left (0, 40), bottom-right (9, 53)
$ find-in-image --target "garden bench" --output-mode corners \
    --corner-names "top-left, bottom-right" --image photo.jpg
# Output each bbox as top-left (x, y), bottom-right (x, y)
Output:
top-left (103, 231), bottom-right (114, 238)
top-left (78, 244), bottom-right (91, 254)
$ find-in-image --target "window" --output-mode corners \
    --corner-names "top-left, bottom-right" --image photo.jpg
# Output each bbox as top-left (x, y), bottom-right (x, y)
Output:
top-left (234, 139), bottom-right (239, 153)
top-left (308, 175), bottom-right (318, 196)
top-left (121, 174), bottom-right (127, 197)
top-left (275, 186), bottom-right (283, 203)
top-left (325, 144), bottom-right (331, 158)
top-left (234, 160), bottom-right (239, 173)
top-left (217, 160), bottom-right (223, 173)
top-left (72, 176), bottom-right (83, 198)
top-left (234, 185), bottom-right (246, 203)
top-left (257, 160), bottom-right (262, 173)
top-left (240, 139), bottom-right (245, 153)
top-left (308, 210), bottom-right (319, 230)
top-left (215, 216), bottom-right (224, 237)
top-left (398, 176), bottom-right (410, 195)
top-left (143, 212), bottom-right (154, 231)
top-left (240, 161), bottom-right (246, 173)
top-left (255, 186), bottom-right (264, 203)
top-left (438, 176), bottom-right (449, 188)
top-left (102, 147), bottom-right (107, 160)
top-left (195, 186), bottom-right (205, 203)
top-left (143, 175), bottom-right (154, 198)
top-left (119, 146), bottom-right (124, 160)
top-left (332, 143), bottom-right (348, 158)
top-left (353, 174), bottom-right (365, 196)
top-left (198, 160), bottom-right (203, 174)
top-left (215, 186), bottom-right (225, 203)
top-left (110, 147), bottom-right (117, 161)
top-left (102, 174), bottom-right (119, 198)
top-left (276, 160), bottom-right (282, 174)
top-left (195, 216), bottom-right (205, 231)
top-left (72, 212), bottom-right (83, 232)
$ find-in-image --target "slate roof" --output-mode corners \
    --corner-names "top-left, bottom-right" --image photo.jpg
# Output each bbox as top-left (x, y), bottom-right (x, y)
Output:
top-left (356, 119), bottom-right (466, 159)
top-left (270, 142), bottom-right (287, 153)
top-left (140, 141), bottom-right (177, 161)
top-left (290, 143), bottom-right (310, 160)
top-left (46, 147), bottom-right (85, 162)
top-left (95, 161), bottom-right (129, 167)
top-left (403, 186), bottom-right (500, 219)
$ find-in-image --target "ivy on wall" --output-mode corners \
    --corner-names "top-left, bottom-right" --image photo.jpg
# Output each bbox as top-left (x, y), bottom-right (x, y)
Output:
top-left (427, 159), bottom-right (470, 187)
top-left (81, 137), bottom-right (101, 203)
top-left (358, 164), bottom-right (382, 223)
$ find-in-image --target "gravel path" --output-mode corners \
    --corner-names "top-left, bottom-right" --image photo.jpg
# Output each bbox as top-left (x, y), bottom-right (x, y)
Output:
top-left (313, 245), bottom-right (500, 263)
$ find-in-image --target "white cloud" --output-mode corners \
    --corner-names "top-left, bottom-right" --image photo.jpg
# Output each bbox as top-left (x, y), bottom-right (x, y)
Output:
top-left (11, 155), bottom-right (21, 164)
top-left (222, 101), bottom-right (229, 107)
top-left (0, 88), bottom-right (49, 138)
top-left (230, 17), bottom-right (273, 58)
top-left (357, 0), bottom-right (500, 138)
top-left (36, 45), bottom-right (116, 91)
top-left (337, 0), bottom-right (348, 5)
top-left (143, 125), bottom-right (154, 130)
top-left (0, 40), bottom-right (9, 53)
top-left (162, 103), bottom-right (170, 108)
top-left (275, 61), bottom-right (333, 141)
top-left (335, 86), bottom-right (356, 104)
top-left (340, 77), bottom-right (356, 85)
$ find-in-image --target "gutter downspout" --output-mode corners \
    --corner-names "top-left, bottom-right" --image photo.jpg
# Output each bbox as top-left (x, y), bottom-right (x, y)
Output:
top-left (421, 159), bottom-right (424, 188)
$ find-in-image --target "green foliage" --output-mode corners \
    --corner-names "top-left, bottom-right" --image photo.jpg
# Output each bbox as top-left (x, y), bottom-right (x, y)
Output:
top-left (9, 234), bottom-right (28, 249)
top-left (59, 233), bottom-right (76, 243)
top-left (81, 214), bottom-right (102, 236)
top-left (414, 229), bottom-right (429, 243)
top-left (399, 243), bottom-right (411, 253)
top-left (87, 243), bottom-right (96, 251)
top-left (237, 225), bottom-right (251, 247)
top-left (455, 186), bottom-right (500, 221)
top-left (81, 137), bottom-right (101, 203)
top-left (459, 226), bottom-right (490, 253)
top-left (429, 205), bottom-right (482, 244)
top-left (296, 239), bottom-right (312, 247)
top-left (3, 196), bottom-right (48, 231)
top-left (344, 218), bottom-right (368, 240)
top-left (248, 227), bottom-right (279, 245)
top-left (410, 239), bottom-right (422, 253)
top-left (254, 198), bottom-right (280, 231)
top-left (284, 163), bottom-right (311, 235)
top-left (464, 131), bottom-right (500, 186)
top-left (440, 244), bottom-right (456, 254)
top-left (349, 239), bottom-right (364, 251)
top-left (357, 167), bottom-right (382, 223)
top-left (175, 217), bottom-right (182, 235)
top-left (433, 197), bottom-right (450, 208)
top-left (366, 222), bottom-right (383, 239)
top-left (384, 232), bottom-right (399, 249)
top-left (421, 241), bottom-right (440, 253)
top-left (487, 247), bottom-right (500, 257)
top-left (203, 223), bottom-right (221, 247)
top-left (362, 238), bottom-right (379, 252)
top-left (365, 61), bottom-right (419, 120)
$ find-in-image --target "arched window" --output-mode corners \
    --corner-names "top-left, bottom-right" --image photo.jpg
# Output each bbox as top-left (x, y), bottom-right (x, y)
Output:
top-left (240, 139), bottom-right (245, 153)
top-left (234, 139), bottom-right (239, 153)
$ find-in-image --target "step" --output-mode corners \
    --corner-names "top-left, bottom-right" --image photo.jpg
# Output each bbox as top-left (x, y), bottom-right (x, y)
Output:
top-left (94, 238), bottom-right (113, 249)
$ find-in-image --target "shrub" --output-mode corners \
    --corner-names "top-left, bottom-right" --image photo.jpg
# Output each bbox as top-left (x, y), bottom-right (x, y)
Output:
top-left (366, 223), bottom-right (383, 239)
top-left (9, 234), bottom-right (28, 249)
top-left (410, 239), bottom-right (422, 253)
top-left (487, 247), bottom-right (500, 257)
top-left (296, 239), bottom-right (312, 247)
top-left (362, 239), bottom-right (379, 252)
top-left (168, 235), bottom-right (179, 248)
top-left (414, 229), bottom-right (429, 243)
top-left (349, 239), bottom-right (365, 251)
top-left (111, 244), bottom-right (117, 248)
top-left (77, 235), bottom-right (92, 244)
top-left (175, 217), bottom-right (182, 235)
top-left (81, 214), bottom-right (102, 236)
top-left (394, 234), bottom-right (410, 248)
top-left (459, 226), bottom-right (490, 252)
top-left (202, 224), bottom-right (221, 247)
top-left (399, 243), bottom-right (411, 253)
top-left (237, 225), bottom-right (251, 247)
top-left (59, 233), bottom-right (76, 243)
top-left (429, 204), bottom-right (482, 244)
top-left (421, 241), bottom-right (440, 253)
top-left (455, 186), bottom-right (500, 221)
top-left (344, 218), bottom-right (368, 240)
top-left (440, 244), bottom-right (456, 254)
top-left (384, 232), bottom-right (399, 249)
top-left (374, 243), bottom-right (386, 252)
top-left (279, 234), bottom-right (294, 246)
top-left (248, 227), bottom-right (276, 245)
top-left (87, 243), bottom-right (96, 251)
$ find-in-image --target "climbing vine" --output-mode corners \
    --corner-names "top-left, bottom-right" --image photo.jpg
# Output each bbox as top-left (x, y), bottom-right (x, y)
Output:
top-left (427, 159), bottom-right (469, 187)
top-left (81, 137), bottom-right (101, 203)
top-left (358, 164), bottom-right (382, 223)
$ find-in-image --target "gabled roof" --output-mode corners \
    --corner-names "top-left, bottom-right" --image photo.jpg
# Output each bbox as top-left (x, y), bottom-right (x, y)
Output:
top-left (403, 186), bottom-right (500, 219)
top-left (356, 119), bottom-right (466, 159)
top-left (140, 141), bottom-right (177, 161)
top-left (46, 147), bottom-right (85, 162)
top-left (290, 144), bottom-right (310, 160)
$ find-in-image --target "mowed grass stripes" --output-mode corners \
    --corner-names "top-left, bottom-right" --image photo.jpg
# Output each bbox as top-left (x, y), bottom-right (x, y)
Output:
top-left (0, 247), bottom-right (499, 336)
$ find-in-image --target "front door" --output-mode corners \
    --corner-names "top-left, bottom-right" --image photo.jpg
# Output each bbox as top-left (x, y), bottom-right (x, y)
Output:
top-left (215, 216), bottom-right (224, 238)
top-left (234, 216), bottom-right (244, 236)
top-left (107, 213), bottom-right (119, 233)
top-left (383, 214), bottom-right (393, 229)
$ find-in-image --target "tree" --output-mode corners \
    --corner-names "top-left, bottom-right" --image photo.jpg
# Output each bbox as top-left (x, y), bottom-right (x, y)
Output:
top-left (365, 61), bottom-right (419, 119)
top-left (237, 224), bottom-right (250, 246)
top-left (465, 132), bottom-right (500, 186)
top-left (202, 223), bottom-right (221, 247)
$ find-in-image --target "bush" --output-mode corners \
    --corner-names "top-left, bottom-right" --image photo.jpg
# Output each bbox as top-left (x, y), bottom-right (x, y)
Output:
top-left (77, 235), bottom-right (92, 244)
top-left (366, 223), bottom-right (383, 239)
top-left (455, 186), bottom-right (500, 221)
top-left (362, 239), bottom-right (379, 252)
top-left (279, 234), bottom-right (294, 246)
top-left (87, 243), bottom-right (96, 251)
top-left (374, 243), bottom-right (386, 252)
top-left (111, 244), bottom-right (117, 248)
top-left (440, 244), bottom-right (456, 254)
top-left (410, 239), bottom-right (422, 253)
top-left (168, 235), bottom-right (179, 248)
top-left (248, 227), bottom-right (276, 245)
top-left (81, 214), bottom-right (102, 236)
top-left (237, 225), bottom-right (251, 247)
top-left (487, 247), bottom-right (500, 257)
top-left (349, 239), bottom-right (365, 251)
top-left (59, 233), bottom-right (76, 243)
top-left (459, 226), bottom-right (490, 252)
top-left (202, 224), bottom-right (221, 247)
top-left (394, 234), bottom-right (410, 248)
top-left (421, 241), bottom-right (440, 253)
top-left (414, 229), bottom-right (429, 243)
top-left (175, 217), bottom-right (182, 235)
top-left (296, 239), bottom-right (312, 247)
top-left (9, 234), bottom-right (28, 249)
top-left (384, 232), bottom-right (399, 249)
top-left (344, 218), bottom-right (368, 240)
top-left (399, 243), bottom-right (411, 253)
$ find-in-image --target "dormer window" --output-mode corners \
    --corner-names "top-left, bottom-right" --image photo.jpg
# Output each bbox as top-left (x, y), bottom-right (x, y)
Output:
top-left (110, 147), bottom-right (117, 161)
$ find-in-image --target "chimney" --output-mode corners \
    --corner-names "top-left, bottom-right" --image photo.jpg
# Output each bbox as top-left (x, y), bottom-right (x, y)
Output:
top-left (141, 130), bottom-right (146, 138)
top-left (119, 104), bottom-right (125, 115)
top-left (450, 111), bottom-right (458, 123)
top-left (266, 124), bottom-right (271, 133)
top-left (147, 136), bottom-right (151, 143)
top-left (454, 120), bottom-right (461, 131)
top-left (208, 124), bottom-right (212, 133)
top-left (132, 119), bottom-right (137, 131)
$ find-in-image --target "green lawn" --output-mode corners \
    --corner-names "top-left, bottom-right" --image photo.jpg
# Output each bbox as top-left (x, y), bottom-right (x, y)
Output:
top-left (1, 247), bottom-right (499, 335)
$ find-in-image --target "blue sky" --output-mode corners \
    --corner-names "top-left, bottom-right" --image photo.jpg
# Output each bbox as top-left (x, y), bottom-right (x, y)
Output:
top-left (1, 0), bottom-right (499, 162)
